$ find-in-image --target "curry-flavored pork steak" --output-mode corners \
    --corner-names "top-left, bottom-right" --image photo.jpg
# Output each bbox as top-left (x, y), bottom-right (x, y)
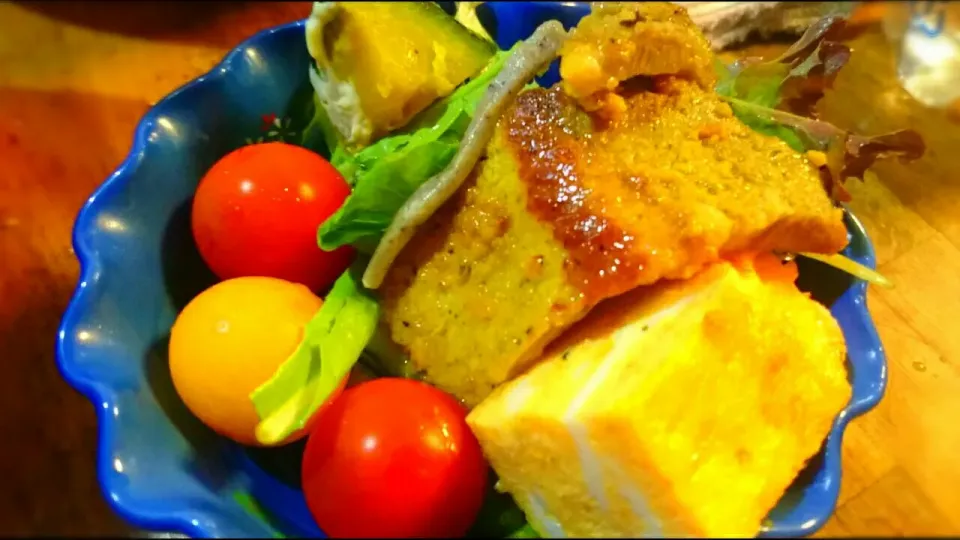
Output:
top-left (380, 5), bottom-right (847, 407)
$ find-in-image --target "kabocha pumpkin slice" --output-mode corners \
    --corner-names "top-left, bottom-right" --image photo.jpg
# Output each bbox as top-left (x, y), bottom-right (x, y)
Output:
top-left (306, 1), bottom-right (497, 149)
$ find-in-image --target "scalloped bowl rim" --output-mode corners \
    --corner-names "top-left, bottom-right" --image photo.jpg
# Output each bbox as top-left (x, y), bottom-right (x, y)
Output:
top-left (55, 15), bottom-right (887, 539)
top-left (54, 20), bottom-right (311, 539)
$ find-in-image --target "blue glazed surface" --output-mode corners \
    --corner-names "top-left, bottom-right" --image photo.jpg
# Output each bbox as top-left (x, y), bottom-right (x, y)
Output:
top-left (56, 3), bottom-right (886, 538)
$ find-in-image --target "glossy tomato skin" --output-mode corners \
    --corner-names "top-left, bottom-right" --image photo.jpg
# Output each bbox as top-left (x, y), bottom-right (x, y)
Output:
top-left (192, 142), bottom-right (353, 293)
top-left (168, 276), bottom-right (343, 447)
top-left (302, 378), bottom-right (488, 538)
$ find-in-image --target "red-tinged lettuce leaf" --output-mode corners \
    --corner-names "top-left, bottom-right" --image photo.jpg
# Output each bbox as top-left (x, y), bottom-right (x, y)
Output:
top-left (715, 12), bottom-right (926, 202)
top-left (775, 12), bottom-right (848, 65)
top-left (726, 99), bottom-right (925, 201)
top-left (717, 15), bottom-right (851, 116)
top-left (827, 129), bottom-right (926, 201)
top-left (779, 40), bottom-right (851, 117)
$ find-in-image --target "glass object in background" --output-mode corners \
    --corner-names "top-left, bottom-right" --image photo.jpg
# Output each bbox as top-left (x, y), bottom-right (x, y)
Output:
top-left (884, 1), bottom-right (960, 108)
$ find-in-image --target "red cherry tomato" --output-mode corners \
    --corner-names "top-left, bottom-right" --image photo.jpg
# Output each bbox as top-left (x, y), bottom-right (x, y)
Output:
top-left (302, 378), bottom-right (488, 538)
top-left (192, 142), bottom-right (353, 292)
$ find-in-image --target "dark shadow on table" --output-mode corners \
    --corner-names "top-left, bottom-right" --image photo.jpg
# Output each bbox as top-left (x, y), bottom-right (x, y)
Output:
top-left (0, 264), bottom-right (136, 536)
top-left (14, 1), bottom-right (311, 49)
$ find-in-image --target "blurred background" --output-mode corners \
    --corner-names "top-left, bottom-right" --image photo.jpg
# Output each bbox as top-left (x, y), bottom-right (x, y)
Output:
top-left (1, 1), bottom-right (959, 536)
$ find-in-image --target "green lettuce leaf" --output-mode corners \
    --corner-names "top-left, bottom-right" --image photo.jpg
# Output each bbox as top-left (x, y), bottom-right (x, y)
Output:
top-left (720, 99), bottom-right (924, 201)
top-left (251, 46), bottom-right (517, 446)
top-left (715, 15), bottom-right (924, 202)
top-left (714, 13), bottom-right (919, 289)
top-left (507, 524), bottom-right (539, 539)
top-left (320, 140), bottom-right (459, 253)
top-left (715, 15), bottom-right (851, 120)
top-left (250, 264), bottom-right (379, 446)
top-left (318, 47), bottom-right (515, 253)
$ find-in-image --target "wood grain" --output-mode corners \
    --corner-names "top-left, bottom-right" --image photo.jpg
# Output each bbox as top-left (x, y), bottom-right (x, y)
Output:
top-left (1, 1), bottom-right (957, 536)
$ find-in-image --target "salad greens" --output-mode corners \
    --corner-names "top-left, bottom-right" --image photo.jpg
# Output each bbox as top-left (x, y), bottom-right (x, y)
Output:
top-left (250, 48), bottom-right (516, 445)
top-left (507, 525), bottom-right (539, 539)
top-left (248, 9), bottom-right (926, 532)
top-left (251, 264), bottom-right (379, 446)
top-left (317, 46), bottom-right (516, 253)
top-left (714, 15), bottom-right (924, 202)
top-left (714, 15), bottom-right (922, 288)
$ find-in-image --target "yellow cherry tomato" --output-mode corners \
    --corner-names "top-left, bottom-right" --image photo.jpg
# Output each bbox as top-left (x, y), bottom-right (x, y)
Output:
top-left (169, 276), bottom-right (325, 446)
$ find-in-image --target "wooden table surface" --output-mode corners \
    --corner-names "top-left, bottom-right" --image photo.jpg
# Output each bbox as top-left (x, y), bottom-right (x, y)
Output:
top-left (1, 1), bottom-right (957, 536)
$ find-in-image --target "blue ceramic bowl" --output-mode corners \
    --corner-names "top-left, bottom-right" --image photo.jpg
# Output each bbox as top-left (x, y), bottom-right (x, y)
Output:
top-left (56, 3), bottom-right (887, 538)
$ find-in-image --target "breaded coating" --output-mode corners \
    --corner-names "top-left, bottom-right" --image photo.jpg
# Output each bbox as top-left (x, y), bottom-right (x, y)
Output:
top-left (382, 80), bottom-right (846, 407)
top-left (380, 2), bottom-right (847, 407)
top-left (560, 2), bottom-right (717, 113)
top-left (509, 81), bottom-right (848, 304)
top-left (381, 128), bottom-right (586, 406)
